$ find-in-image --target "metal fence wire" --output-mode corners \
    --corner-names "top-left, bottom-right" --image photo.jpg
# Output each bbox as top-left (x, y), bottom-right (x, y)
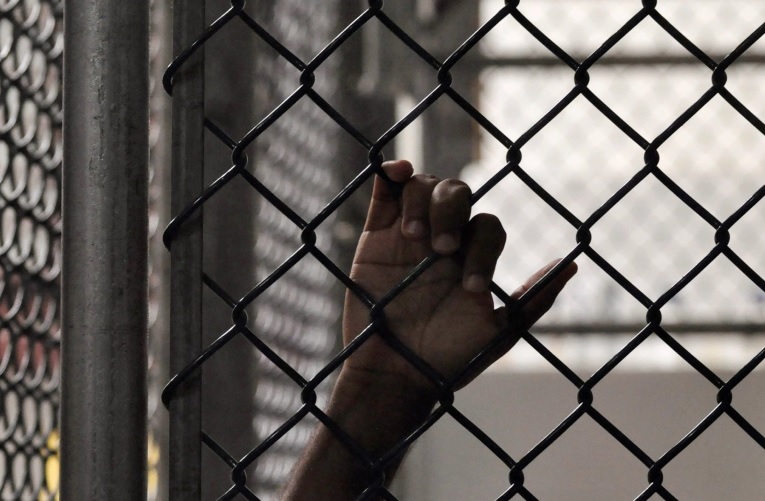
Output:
top-left (245, 2), bottom-right (342, 498)
top-left (162, 1), bottom-right (765, 500)
top-left (0, 0), bottom-right (62, 499)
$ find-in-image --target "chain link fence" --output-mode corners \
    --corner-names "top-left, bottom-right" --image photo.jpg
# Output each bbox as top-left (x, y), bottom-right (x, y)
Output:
top-left (471, 0), bottom-right (765, 375)
top-left (246, 2), bottom-right (342, 498)
top-left (0, 0), bottom-right (62, 499)
top-left (163, 1), bottom-right (764, 499)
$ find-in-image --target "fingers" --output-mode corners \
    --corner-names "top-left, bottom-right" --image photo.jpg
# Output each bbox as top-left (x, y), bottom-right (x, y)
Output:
top-left (400, 174), bottom-right (439, 239)
top-left (365, 160), bottom-right (414, 231)
top-left (397, 170), bottom-right (503, 292)
top-left (429, 179), bottom-right (472, 254)
top-left (399, 175), bottom-right (473, 255)
top-left (461, 214), bottom-right (506, 293)
top-left (367, 162), bottom-right (507, 295)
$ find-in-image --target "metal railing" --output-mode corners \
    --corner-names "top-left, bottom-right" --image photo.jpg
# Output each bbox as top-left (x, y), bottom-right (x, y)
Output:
top-left (162, 1), bottom-right (764, 500)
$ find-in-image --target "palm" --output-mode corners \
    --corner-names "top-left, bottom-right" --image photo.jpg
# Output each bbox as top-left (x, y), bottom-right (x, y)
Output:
top-left (341, 161), bottom-right (576, 393)
top-left (344, 219), bottom-right (499, 386)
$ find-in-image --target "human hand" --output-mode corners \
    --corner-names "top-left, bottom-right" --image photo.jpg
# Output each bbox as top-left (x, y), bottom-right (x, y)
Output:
top-left (283, 161), bottom-right (577, 499)
top-left (342, 160), bottom-right (577, 396)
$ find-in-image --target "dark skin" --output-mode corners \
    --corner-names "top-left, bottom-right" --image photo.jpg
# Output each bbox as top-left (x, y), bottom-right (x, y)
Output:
top-left (282, 160), bottom-right (577, 500)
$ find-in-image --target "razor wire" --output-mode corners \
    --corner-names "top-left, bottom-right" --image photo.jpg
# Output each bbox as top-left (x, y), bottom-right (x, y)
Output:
top-left (162, 1), bottom-right (765, 499)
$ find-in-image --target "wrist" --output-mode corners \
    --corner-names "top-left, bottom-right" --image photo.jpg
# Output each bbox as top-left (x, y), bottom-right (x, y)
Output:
top-left (281, 367), bottom-right (436, 499)
top-left (328, 366), bottom-right (437, 458)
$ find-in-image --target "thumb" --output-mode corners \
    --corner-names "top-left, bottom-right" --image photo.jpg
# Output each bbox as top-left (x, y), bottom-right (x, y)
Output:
top-left (502, 258), bottom-right (578, 331)
top-left (454, 259), bottom-right (577, 388)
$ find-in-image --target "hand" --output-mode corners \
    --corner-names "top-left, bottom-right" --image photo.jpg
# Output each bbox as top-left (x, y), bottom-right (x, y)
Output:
top-left (283, 160), bottom-right (577, 500)
top-left (343, 160), bottom-right (577, 395)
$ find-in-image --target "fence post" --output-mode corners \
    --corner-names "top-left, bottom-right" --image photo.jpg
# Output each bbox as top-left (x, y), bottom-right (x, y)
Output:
top-left (61, 0), bottom-right (150, 499)
top-left (168, 1), bottom-right (206, 499)
top-left (200, 1), bottom-right (259, 496)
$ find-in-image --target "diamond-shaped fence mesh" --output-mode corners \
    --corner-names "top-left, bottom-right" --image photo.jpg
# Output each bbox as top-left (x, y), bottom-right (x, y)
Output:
top-left (162, 1), bottom-right (764, 499)
top-left (0, 0), bottom-right (62, 499)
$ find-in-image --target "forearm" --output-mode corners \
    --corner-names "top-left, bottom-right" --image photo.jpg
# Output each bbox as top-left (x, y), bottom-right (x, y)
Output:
top-left (281, 367), bottom-right (435, 500)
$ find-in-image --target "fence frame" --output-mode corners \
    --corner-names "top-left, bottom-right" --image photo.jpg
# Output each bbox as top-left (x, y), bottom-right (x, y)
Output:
top-left (167, 0), bottom-right (206, 499)
top-left (60, 0), bottom-right (150, 498)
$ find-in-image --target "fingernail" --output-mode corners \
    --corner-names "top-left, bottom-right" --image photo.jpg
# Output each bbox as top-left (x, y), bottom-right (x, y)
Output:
top-left (463, 274), bottom-right (488, 293)
top-left (432, 233), bottom-right (460, 253)
top-left (403, 219), bottom-right (426, 238)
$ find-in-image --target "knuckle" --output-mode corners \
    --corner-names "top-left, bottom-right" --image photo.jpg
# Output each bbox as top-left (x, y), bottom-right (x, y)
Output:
top-left (403, 175), bottom-right (439, 206)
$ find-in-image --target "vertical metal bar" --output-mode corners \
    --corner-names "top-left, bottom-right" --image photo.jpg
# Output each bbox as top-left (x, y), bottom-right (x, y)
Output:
top-left (201, 1), bottom-right (258, 496)
top-left (169, 1), bottom-right (205, 499)
top-left (61, 0), bottom-right (150, 499)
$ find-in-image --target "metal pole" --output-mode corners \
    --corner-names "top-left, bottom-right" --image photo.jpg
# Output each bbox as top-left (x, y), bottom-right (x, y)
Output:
top-left (61, 0), bottom-right (150, 499)
top-left (200, 1), bottom-right (258, 497)
top-left (168, 1), bottom-right (205, 499)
